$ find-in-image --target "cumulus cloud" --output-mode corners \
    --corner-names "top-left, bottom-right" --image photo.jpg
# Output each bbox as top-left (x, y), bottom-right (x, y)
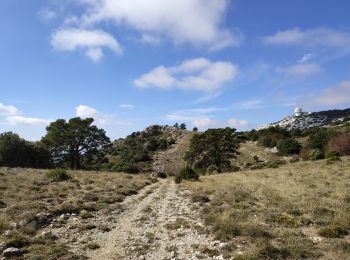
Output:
top-left (134, 58), bottom-right (238, 92)
top-left (75, 104), bottom-right (117, 127)
top-left (76, 105), bottom-right (133, 128)
top-left (6, 116), bottom-right (52, 126)
top-left (226, 118), bottom-right (249, 128)
top-left (192, 117), bottom-right (218, 129)
top-left (314, 81), bottom-right (350, 106)
top-left (276, 63), bottom-right (322, 77)
top-left (262, 27), bottom-right (350, 48)
top-left (51, 28), bottom-right (122, 61)
top-left (67, 0), bottom-right (241, 50)
top-left (76, 105), bottom-right (98, 117)
top-left (0, 103), bottom-right (19, 116)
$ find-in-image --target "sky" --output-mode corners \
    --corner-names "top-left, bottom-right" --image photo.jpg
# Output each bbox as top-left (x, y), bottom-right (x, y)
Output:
top-left (1, 0), bottom-right (350, 141)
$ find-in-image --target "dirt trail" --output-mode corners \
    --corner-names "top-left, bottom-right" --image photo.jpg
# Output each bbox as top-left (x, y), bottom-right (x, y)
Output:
top-left (152, 132), bottom-right (193, 176)
top-left (89, 179), bottom-right (223, 259)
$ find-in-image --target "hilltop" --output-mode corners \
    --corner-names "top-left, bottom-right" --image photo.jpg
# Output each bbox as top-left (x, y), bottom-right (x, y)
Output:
top-left (258, 107), bottom-right (350, 130)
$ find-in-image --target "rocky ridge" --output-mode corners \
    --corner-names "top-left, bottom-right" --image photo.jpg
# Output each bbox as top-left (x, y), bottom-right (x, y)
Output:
top-left (258, 108), bottom-right (350, 130)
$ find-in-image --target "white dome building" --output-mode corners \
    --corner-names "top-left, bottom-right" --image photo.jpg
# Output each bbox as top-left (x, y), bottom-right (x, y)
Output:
top-left (294, 107), bottom-right (303, 117)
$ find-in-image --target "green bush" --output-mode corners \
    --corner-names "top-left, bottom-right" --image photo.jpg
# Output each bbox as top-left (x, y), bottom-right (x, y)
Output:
top-left (175, 167), bottom-right (199, 184)
top-left (46, 169), bottom-right (71, 181)
top-left (112, 163), bottom-right (140, 174)
top-left (277, 139), bottom-right (301, 155)
top-left (156, 172), bottom-right (167, 178)
top-left (206, 165), bottom-right (218, 175)
top-left (326, 151), bottom-right (340, 158)
top-left (308, 150), bottom-right (325, 161)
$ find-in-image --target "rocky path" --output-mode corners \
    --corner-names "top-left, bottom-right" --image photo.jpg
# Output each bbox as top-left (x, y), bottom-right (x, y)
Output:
top-left (89, 179), bottom-right (224, 259)
top-left (152, 132), bottom-right (193, 176)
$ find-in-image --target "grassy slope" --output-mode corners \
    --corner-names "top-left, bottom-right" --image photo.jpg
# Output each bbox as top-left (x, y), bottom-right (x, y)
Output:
top-left (0, 168), bottom-right (154, 259)
top-left (236, 141), bottom-right (281, 165)
top-left (183, 156), bottom-right (350, 259)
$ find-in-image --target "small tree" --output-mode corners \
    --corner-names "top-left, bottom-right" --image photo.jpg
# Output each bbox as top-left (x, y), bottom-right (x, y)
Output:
top-left (193, 127), bottom-right (198, 132)
top-left (180, 123), bottom-right (187, 130)
top-left (0, 132), bottom-right (52, 168)
top-left (277, 139), bottom-right (302, 155)
top-left (184, 128), bottom-right (240, 173)
top-left (173, 123), bottom-right (179, 128)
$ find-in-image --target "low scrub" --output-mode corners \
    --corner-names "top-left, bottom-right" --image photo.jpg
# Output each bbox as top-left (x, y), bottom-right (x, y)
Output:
top-left (175, 167), bottom-right (199, 183)
top-left (46, 169), bottom-right (71, 181)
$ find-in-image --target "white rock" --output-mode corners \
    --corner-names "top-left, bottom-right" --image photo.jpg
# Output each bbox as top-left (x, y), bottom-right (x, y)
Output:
top-left (4, 230), bottom-right (13, 236)
top-left (218, 242), bottom-right (227, 248)
top-left (2, 247), bottom-right (23, 257)
top-left (9, 222), bottom-right (17, 230)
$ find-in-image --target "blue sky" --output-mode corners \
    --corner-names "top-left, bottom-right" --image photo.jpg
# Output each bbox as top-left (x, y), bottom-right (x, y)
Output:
top-left (1, 0), bottom-right (350, 140)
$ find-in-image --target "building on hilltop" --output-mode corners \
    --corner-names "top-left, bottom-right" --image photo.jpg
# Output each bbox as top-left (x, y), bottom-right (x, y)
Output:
top-left (294, 107), bottom-right (303, 117)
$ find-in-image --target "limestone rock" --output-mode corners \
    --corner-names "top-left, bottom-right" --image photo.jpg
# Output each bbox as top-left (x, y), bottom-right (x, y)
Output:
top-left (2, 247), bottom-right (23, 257)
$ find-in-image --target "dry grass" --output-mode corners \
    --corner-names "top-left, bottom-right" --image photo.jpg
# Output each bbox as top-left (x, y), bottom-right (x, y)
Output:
top-left (236, 141), bottom-right (281, 166)
top-left (183, 156), bottom-right (350, 259)
top-left (0, 167), bottom-right (153, 258)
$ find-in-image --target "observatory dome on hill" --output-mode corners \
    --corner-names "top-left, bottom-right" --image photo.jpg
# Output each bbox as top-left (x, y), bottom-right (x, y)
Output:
top-left (294, 107), bottom-right (303, 117)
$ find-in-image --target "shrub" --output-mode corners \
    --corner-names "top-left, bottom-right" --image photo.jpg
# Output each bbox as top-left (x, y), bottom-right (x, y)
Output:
top-left (46, 169), bottom-right (71, 181)
top-left (206, 165), bottom-right (218, 175)
top-left (112, 163), bottom-right (140, 174)
top-left (307, 128), bottom-right (333, 152)
top-left (308, 150), bottom-right (325, 161)
top-left (156, 172), bottom-right (167, 178)
top-left (277, 139), bottom-right (301, 155)
top-left (318, 225), bottom-right (348, 238)
top-left (175, 167), bottom-right (199, 184)
top-left (326, 151), bottom-right (340, 158)
top-left (326, 151), bottom-right (341, 163)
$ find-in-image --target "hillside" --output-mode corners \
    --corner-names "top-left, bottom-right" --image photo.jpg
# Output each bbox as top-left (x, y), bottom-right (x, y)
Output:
top-left (152, 132), bottom-right (194, 176)
top-left (183, 156), bottom-right (350, 259)
top-left (235, 141), bottom-right (281, 166)
top-left (258, 107), bottom-right (350, 130)
top-left (108, 125), bottom-right (187, 173)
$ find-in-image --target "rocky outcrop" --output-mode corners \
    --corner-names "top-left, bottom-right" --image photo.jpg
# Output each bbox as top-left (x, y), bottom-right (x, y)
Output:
top-left (258, 108), bottom-right (350, 130)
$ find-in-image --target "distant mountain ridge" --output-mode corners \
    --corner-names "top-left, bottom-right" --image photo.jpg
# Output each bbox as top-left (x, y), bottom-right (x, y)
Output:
top-left (258, 108), bottom-right (350, 130)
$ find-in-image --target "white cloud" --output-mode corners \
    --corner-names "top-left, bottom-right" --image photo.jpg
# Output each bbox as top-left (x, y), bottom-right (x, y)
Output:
top-left (262, 27), bottom-right (350, 48)
top-left (192, 117), bottom-right (218, 129)
top-left (6, 116), bottom-right (52, 126)
top-left (226, 118), bottom-right (249, 128)
top-left (66, 0), bottom-right (241, 50)
top-left (75, 104), bottom-right (117, 127)
top-left (76, 105), bottom-right (98, 117)
top-left (314, 81), bottom-right (350, 106)
top-left (298, 53), bottom-right (313, 63)
top-left (51, 28), bottom-right (122, 61)
top-left (140, 34), bottom-right (162, 45)
top-left (38, 8), bottom-right (57, 21)
top-left (276, 63), bottom-right (322, 77)
top-left (134, 58), bottom-right (238, 92)
top-left (0, 103), bottom-right (19, 116)
top-left (119, 104), bottom-right (135, 109)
